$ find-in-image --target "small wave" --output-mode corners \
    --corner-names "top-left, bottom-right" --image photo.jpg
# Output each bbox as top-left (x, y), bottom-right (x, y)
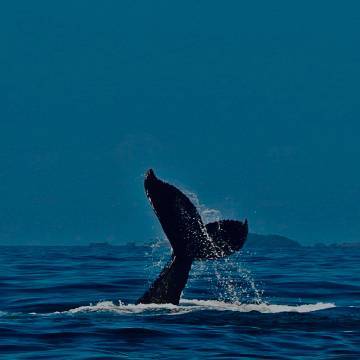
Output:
top-left (62, 301), bottom-right (181, 315)
top-left (58, 299), bottom-right (335, 316)
top-left (180, 299), bottom-right (336, 313)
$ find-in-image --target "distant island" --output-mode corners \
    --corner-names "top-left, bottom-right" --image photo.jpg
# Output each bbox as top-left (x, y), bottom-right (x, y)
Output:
top-left (245, 233), bottom-right (301, 249)
top-left (89, 242), bottom-right (112, 248)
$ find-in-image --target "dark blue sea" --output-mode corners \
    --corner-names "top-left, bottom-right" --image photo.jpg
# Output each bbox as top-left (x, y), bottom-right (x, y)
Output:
top-left (0, 244), bottom-right (359, 359)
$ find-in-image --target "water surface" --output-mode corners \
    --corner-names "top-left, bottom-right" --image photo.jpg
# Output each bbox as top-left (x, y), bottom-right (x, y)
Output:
top-left (0, 245), bottom-right (359, 359)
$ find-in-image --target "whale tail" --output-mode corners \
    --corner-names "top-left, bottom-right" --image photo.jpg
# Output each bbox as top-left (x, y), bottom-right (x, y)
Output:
top-left (136, 169), bottom-right (248, 305)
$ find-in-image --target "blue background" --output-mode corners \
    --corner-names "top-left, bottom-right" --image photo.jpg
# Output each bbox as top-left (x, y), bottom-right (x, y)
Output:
top-left (1, 1), bottom-right (359, 245)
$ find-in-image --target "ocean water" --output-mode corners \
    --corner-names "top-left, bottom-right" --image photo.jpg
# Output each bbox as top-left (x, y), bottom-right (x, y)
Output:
top-left (0, 244), bottom-right (359, 359)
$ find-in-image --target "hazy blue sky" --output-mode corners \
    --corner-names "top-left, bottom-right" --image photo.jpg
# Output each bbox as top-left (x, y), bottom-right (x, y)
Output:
top-left (1, 1), bottom-right (359, 245)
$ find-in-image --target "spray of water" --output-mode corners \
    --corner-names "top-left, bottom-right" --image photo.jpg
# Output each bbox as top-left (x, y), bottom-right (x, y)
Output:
top-left (145, 237), bottom-right (171, 284)
top-left (184, 189), bottom-right (263, 304)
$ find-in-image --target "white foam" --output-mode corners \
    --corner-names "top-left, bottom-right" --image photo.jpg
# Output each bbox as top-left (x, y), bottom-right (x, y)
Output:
top-left (180, 299), bottom-right (336, 313)
top-left (61, 299), bottom-right (336, 315)
top-left (64, 301), bottom-right (181, 315)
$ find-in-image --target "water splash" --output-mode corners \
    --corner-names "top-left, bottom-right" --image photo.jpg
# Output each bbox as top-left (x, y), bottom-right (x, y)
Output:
top-left (54, 299), bottom-right (336, 316)
top-left (184, 190), bottom-right (221, 223)
top-left (183, 189), bottom-right (263, 304)
top-left (145, 237), bottom-right (171, 283)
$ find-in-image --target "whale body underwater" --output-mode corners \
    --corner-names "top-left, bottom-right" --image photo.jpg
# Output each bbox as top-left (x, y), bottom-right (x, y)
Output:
top-left (136, 169), bottom-right (248, 305)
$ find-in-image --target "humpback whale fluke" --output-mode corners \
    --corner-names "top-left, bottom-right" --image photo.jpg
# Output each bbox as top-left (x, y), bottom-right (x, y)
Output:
top-left (136, 169), bottom-right (248, 305)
